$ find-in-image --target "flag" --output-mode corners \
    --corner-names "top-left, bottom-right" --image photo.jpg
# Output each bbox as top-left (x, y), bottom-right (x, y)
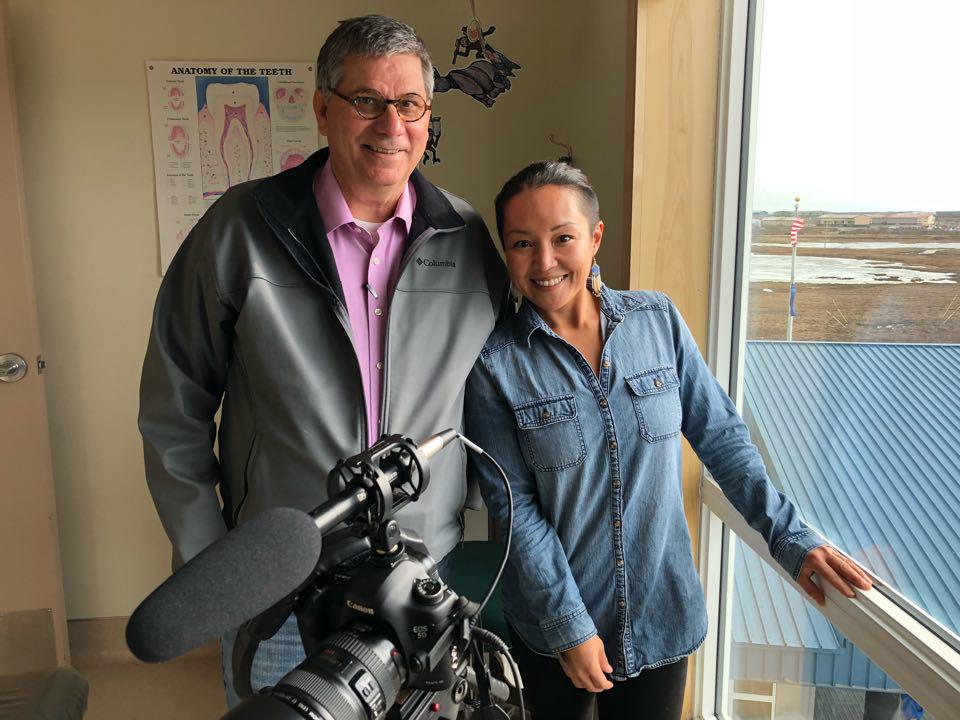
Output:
top-left (789, 282), bottom-right (797, 317)
top-left (789, 217), bottom-right (805, 246)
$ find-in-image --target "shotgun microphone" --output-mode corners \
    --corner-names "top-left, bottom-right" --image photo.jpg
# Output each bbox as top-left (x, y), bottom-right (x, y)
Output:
top-left (126, 507), bottom-right (323, 662)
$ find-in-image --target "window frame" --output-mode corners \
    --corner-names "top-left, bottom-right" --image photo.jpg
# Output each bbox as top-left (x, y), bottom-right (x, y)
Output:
top-left (694, 1), bottom-right (960, 718)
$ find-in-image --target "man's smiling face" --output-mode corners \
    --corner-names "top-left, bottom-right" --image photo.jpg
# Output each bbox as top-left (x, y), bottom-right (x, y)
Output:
top-left (314, 53), bottom-right (430, 209)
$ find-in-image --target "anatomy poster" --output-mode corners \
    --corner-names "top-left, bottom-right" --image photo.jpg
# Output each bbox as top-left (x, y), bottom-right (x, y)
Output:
top-left (147, 60), bottom-right (318, 272)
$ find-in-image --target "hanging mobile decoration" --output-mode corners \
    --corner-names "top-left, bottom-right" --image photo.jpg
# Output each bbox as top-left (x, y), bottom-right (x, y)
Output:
top-left (422, 115), bottom-right (442, 165)
top-left (433, 0), bottom-right (522, 108)
top-left (452, 19), bottom-right (497, 63)
top-left (548, 134), bottom-right (574, 165)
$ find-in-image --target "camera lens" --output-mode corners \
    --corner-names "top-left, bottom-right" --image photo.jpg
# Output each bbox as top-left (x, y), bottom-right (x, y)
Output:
top-left (223, 624), bottom-right (405, 720)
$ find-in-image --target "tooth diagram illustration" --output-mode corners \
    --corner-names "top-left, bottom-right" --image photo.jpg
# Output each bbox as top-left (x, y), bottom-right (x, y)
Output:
top-left (275, 87), bottom-right (307, 121)
top-left (198, 82), bottom-right (272, 200)
top-left (167, 85), bottom-right (185, 111)
top-left (168, 124), bottom-right (190, 158)
top-left (280, 148), bottom-right (307, 171)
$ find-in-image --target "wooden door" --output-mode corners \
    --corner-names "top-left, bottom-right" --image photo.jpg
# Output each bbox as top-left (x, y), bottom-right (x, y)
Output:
top-left (0, 1), bottom-right (69, 668)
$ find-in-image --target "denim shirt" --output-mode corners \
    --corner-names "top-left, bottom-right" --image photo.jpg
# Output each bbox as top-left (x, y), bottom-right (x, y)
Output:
top-left (465, 288), bottom-right (822, 679)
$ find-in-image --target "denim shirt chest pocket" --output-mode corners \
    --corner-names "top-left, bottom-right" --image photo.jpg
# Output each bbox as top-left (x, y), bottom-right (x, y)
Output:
top-left (625, 366), bottom-right (682, 442)
top-left (512, 395), bottom-right (587, 472)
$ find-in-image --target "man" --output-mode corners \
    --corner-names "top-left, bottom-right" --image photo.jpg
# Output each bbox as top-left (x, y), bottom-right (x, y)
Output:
top-left (139, 15), bottom-right (506, 706)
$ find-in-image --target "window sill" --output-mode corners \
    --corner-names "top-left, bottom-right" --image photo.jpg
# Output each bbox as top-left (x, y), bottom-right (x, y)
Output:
top-left (699, 475), bottom-right (960, 720)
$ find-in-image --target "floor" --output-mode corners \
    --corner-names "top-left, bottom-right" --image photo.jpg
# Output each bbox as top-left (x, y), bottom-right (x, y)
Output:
top-left (72, 652), bottom-right (227, 720)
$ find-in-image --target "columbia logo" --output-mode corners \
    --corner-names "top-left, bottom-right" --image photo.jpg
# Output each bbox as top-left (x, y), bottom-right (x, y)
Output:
top-left (416, 257), bottom-right (456, 268)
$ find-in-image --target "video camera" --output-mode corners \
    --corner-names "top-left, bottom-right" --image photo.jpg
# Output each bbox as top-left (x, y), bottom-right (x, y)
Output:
top-left (127, 430), bottom-right (520, 720)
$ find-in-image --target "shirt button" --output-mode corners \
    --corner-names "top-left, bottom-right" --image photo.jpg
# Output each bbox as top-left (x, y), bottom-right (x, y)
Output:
top-left (376, 361), bottom-right (383, 370)
top-left (374, 308), bottom-right (383, 316)
top-left (613, 519), bottom-right (621, 529)
top-left (619, 600), bottom-right (626, 609)
top-left (602, 359), bottom-right (611, 369)
top-left (599, 399), bottom-right (608, 409)
top-left (541, 410), bottom-right (551, 420)
top-left (609, 440), bottom-right (617, 450)
top-left (612, 480), bottom-right (620, 488)
top-left (616, 559), bottom-right (624, 567)
top-left (654, 377), bottom-right (663, 388)
top-left (373, 257), bottom-right (381, 265)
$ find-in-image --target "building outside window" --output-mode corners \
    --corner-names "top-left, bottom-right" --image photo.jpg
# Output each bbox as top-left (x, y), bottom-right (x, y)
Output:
top-left (702, 2), bottom-right (960, 719)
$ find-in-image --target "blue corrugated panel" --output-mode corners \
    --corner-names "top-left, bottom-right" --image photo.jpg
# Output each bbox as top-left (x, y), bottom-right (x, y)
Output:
top-left (743, 341), bottom-right (960, 634)
top-left (733, 537), bottom-right (841, 650)
top-left (732, 538), bottom-right (899, 691)
top-left (731, 341), bottom-right (960, 691)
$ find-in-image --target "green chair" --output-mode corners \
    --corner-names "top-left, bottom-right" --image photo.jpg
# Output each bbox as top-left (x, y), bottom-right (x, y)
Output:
top-left (0, 668), bottom-right (88, 720)
top-left (0, 610), bottom-right (87, 720)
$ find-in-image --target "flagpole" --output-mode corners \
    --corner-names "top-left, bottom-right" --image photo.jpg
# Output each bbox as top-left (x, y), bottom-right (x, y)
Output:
top-left (787, 195), bottom-right (800, 341)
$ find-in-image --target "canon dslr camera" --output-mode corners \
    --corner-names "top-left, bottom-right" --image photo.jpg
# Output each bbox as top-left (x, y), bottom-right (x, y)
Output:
top-left (128, 431), bottom-right (519, 720)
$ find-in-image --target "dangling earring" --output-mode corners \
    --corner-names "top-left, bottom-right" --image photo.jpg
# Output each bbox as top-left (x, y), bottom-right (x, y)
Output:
top-left (587, 260), bottom-right (603, 297)
top-left (510, 282), bottom-right (523, 310)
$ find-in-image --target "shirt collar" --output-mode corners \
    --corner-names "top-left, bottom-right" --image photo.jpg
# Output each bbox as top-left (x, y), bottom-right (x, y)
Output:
top-left (514, 285), bottom-right (648, 347)
top-left (313, 159), bottom-right (416, 236)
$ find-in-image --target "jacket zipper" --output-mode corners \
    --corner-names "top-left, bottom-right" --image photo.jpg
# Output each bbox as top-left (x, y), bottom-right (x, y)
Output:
top-left (378, 226), bottom-right (452, 434)
top-left (232, 433), bottom-right (259, 526)
top-left (286, 226), bottom-right (370, 446)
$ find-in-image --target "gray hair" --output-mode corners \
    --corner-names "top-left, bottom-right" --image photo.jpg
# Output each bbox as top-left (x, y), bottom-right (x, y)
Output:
top-left (316, 15), bottom-right (434, 99)
top-left (494, 161), bottom-right (601, 240)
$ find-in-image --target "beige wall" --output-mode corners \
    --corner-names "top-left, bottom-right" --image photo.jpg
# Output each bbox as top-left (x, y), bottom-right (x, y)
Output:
top-left (7, 0), bottom-right (628, 619)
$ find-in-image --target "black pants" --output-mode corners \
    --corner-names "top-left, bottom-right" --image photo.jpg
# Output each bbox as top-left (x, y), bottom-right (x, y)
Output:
top-left (508, 626), bottom-right (687, 720)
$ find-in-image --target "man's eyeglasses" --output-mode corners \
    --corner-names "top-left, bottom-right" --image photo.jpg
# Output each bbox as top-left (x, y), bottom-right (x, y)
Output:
top-left (331, 89), bottom-right (431, 122)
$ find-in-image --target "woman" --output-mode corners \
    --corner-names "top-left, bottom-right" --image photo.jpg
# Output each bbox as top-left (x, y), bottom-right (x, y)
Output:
top-left (465, 162), bottom-right (871, 720)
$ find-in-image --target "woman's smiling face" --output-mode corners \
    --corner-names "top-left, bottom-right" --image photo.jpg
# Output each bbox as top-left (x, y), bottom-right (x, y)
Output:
top-left (501, 184), bottom-right (603, 317)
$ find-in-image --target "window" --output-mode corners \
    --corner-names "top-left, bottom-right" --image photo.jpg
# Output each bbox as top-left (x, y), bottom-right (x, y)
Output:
top-left (698, 2), bottom-right (960, 718)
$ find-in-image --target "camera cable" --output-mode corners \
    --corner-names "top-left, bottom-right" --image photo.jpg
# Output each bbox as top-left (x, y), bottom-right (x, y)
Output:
top-left (471, 626), bottom-right (525, 719)
top-left (456, 432), bottom-right (513, 620)
top-left (457, 432), bottom-right (525, 719)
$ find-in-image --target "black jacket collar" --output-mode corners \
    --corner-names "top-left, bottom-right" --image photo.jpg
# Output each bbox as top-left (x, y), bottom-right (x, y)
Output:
top-left (251, 148), bottom-right (464, 303)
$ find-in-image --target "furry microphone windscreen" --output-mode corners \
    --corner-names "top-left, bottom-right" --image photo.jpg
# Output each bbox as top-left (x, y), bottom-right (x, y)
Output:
top-left (126, 507), bottom-right (323, 662)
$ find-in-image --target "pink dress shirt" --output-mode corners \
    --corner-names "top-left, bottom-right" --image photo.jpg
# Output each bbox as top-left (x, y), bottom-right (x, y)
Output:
top-left (313, 161), bottom-right (416, 446)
